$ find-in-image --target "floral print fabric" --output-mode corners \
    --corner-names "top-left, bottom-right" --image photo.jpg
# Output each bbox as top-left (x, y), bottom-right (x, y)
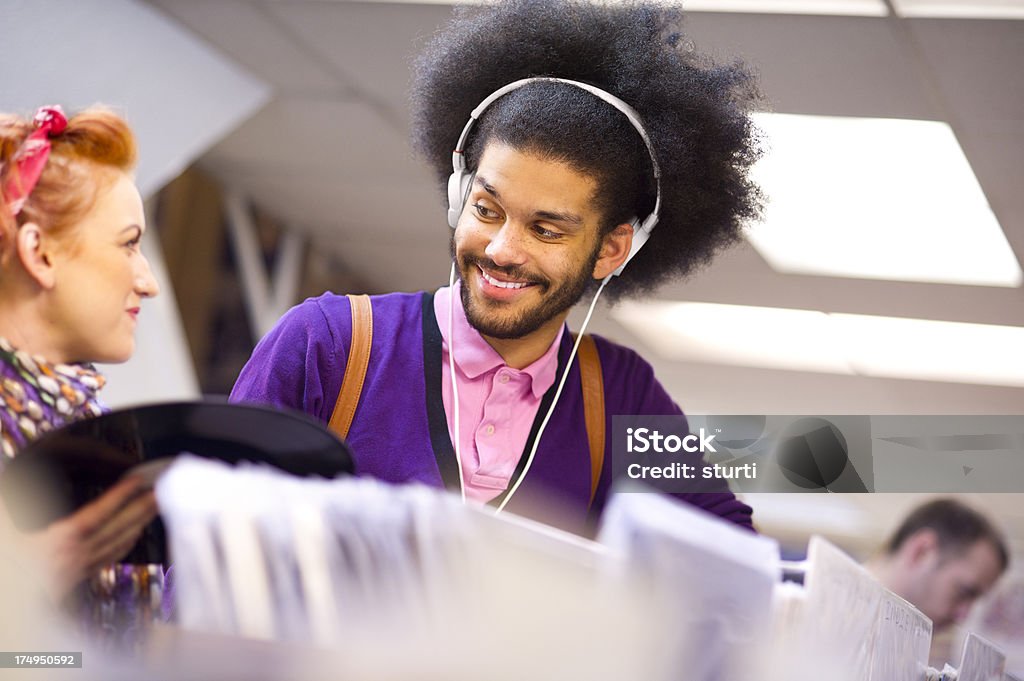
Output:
top-left (0, 337), bottom-right (105, 466)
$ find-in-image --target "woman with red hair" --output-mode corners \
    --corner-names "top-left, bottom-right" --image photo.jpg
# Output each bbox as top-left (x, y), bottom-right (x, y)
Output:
top-left (0, 105), bottom-right (160, 598)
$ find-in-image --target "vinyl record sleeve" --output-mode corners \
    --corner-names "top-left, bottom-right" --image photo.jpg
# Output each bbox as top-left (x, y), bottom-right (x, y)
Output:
top-left (0, 400), bottom-right (354, 563)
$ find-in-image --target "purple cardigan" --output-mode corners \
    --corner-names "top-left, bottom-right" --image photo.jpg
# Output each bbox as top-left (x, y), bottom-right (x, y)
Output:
top-left (230, 291), bottom-right (753, 534)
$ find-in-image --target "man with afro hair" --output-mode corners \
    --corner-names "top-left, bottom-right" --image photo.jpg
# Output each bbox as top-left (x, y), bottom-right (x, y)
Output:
top-left (232, 0), bottom-right (764, 534)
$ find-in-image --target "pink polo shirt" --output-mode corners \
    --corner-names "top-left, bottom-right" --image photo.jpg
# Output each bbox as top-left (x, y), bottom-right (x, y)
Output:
top-left (433, 283), bottom-right (564, 503)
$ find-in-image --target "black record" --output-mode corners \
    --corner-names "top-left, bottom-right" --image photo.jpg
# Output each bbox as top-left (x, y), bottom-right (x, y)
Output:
top-left (0, 400), bottom-right (354, 563)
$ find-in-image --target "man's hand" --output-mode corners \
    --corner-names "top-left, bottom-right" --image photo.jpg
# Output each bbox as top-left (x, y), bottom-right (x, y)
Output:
top-left (23, 475), bottom-right (158, 600)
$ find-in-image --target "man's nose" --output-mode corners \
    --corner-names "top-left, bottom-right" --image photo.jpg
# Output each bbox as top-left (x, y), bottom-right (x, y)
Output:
top-left (484, 222), bottom-right (528, 267)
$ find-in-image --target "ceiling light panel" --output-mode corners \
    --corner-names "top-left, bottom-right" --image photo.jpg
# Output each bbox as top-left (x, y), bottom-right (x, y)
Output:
top-left (746, 113), bottom-right (1023, 288)
top-left (302, 0), bottom-right (889, 12)
top-left (676, 0), bottom-right (888, 15)
top-left (612, 301), bottom-right (1024, 387)
top-left (892, 0), bottom-right (1024, 19)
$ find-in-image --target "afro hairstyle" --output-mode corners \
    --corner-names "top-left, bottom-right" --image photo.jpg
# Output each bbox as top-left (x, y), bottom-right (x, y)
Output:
top-left (411, 0), bottom-right (765, 301)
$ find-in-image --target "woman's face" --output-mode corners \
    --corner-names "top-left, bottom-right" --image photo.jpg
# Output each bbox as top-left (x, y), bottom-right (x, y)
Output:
top-left (47, 171), bottom-right (159, 364)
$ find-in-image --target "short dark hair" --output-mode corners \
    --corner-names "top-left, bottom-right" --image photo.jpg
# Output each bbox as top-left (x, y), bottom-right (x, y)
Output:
top-left (411, 0), bottom-right (765, 301)
top-left (886, 498), bottom-right (1009, 573)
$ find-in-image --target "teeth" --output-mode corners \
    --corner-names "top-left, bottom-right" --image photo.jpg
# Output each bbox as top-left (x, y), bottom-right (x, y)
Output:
top-left (481, 269), bottom-right (528, 289)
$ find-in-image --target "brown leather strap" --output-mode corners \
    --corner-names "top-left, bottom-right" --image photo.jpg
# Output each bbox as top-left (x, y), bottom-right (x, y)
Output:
top-left (576, 334), bottom-right (605, 509)
top-left (328, 294), bottom-right (373, 440)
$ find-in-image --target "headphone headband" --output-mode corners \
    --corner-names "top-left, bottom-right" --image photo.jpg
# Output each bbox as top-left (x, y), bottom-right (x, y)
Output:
top-left (448, 77), bottom-right (662, 277)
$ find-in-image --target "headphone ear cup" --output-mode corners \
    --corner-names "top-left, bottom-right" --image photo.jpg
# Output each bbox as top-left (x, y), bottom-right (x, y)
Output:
top-left (610, 215), bottom-right (656, 278)
top-left (446, 170), bottom-right (476, 229)
top-left (447, 171), bottom-right (465, 229)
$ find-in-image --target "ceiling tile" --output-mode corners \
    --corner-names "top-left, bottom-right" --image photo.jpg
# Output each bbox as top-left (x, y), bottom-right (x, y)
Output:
top-left (907, 18), bottom-right (1024, 122)
top-left (263, 1), bottom-right (452, 118)
top-left (208, 170), bottom-right (445, 241)
top-left (147, 0), bottom-right (345, 94)
top-left (205, 97), bottom-right (433, 181)
top-left (684, 13), bottom-right (937, 118)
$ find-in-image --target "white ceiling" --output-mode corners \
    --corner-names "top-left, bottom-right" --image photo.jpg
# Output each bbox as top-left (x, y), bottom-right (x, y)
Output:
top-left (143, 0), bottom-right (1024, 414)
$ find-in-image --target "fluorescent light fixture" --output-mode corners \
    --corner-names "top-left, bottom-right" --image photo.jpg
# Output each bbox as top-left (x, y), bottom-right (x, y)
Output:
top-left (612, 301), bottom-right (1024, 387)
top-left (279, 0), bottom-right (1023, 17)
top-left (831, 313), bottom-right (1024, 385)
top-left (736, 494), bottom-right (869, 538)
top-left (614, 302), bottom-right (855, 374)
top-left (893, 0), bottom-right (1024, 19)
top-left (298, 0), bottom-right (889, 13)
top-left (675, 0), bottom-right (887, 15)
top-left (747, 113), bottom-right (1023, 288)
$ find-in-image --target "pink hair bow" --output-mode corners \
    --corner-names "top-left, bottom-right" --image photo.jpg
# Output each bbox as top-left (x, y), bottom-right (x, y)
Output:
top-left (3, 105), bottom-right (68, 217)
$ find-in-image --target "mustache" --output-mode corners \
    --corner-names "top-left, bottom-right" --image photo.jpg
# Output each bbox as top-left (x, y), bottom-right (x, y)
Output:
top-left (462, 256), bottom-right (547, 287)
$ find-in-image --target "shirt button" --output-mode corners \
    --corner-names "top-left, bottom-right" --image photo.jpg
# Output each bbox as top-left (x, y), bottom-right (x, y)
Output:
top-left (498, 374), bottom-right (510, 384)
top-left (485, 424), bottom-right (495, 435)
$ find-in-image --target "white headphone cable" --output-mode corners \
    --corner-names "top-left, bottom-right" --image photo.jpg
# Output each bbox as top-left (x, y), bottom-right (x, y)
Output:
top-left (448, 263), bottom-right (467, 502)
top-left (496, 275), bottom-right (610, 513)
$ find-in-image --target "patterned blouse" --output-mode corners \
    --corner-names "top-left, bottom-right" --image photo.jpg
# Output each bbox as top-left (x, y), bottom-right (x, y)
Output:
top-left (0, 338), bottom-right (174, 638)
top-left (0, 337), bottom-right (106, 470)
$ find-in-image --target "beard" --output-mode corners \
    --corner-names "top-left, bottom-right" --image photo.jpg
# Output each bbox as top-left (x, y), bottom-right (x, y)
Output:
top-left (450, 232), bottom-right (602, 340)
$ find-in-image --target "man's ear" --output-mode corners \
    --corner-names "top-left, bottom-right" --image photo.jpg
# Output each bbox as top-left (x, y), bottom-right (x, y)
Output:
top-left (592, 222), bottom-right (634, 280)
top-left (901, 528), bottom-right (942, 569)
top-left (16, 223), bottom-right (57, 289)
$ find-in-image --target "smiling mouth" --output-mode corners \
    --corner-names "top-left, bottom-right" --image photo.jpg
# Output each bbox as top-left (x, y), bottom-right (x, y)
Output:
top-left (477, 265), bottom-right (534, 290)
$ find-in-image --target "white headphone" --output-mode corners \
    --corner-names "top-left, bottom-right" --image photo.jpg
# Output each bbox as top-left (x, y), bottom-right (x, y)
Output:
top-left (446, 77), bottom-right (662, 278)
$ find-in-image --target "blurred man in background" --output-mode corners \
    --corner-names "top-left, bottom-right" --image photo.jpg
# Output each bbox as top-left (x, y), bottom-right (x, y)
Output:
top-left (867, 498), bottom-right (1008, 631)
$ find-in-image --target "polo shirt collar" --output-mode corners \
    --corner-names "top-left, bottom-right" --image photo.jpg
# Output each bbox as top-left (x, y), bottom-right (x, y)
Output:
top-left (434, 282), bottom-right (564, 399)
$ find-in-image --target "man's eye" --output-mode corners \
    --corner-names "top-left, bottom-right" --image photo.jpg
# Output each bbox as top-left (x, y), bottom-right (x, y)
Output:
top-left (473, 203), bottom-right (498, 219)
top-left (533, 225), bottom-right (563, 239)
